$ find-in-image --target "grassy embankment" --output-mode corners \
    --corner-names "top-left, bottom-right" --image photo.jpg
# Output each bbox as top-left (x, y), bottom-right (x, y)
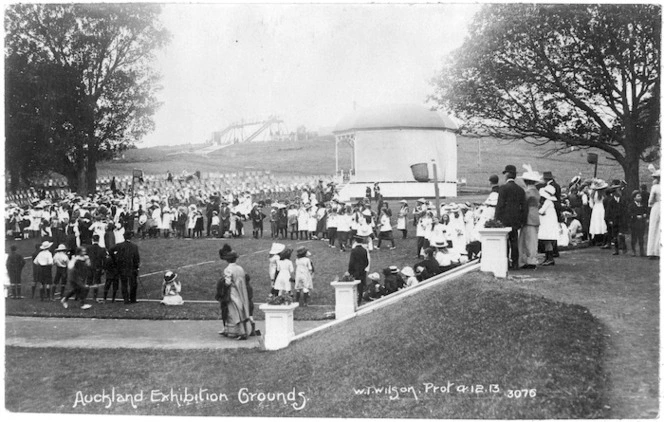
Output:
top-left (5, 275), bottom-right (608, 418)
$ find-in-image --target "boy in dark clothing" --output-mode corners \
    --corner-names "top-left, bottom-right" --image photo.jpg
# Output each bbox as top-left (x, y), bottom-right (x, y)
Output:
top-left (605, 186), bottom-right (629, 255)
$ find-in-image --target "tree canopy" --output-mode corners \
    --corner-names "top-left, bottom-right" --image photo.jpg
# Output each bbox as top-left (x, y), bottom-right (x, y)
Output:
top-left (5, 4), bottom-right (170, 193)
top-left (430, 4), bottom-right (660, 191)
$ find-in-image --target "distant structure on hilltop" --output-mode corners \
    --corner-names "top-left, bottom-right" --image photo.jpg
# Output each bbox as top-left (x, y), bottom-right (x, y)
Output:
top-left (210, 116), bottom-right (293, 145)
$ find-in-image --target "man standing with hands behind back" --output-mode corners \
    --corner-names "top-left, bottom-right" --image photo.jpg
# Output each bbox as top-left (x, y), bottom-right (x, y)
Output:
top-left (495, 164), bottom-right (527, 270)
top-left (110, 231), bottom-right (140, 304)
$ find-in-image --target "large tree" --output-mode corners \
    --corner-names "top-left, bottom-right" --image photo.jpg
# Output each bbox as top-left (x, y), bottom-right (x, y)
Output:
top-left (5, 4), bottom-right (169, 194)
top-left (430, 4), bottom-right (660, 192)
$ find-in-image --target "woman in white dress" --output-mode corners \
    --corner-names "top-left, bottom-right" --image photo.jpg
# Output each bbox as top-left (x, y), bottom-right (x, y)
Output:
top-left (647, 168), bottom-right (660, 258)
top-left (588, 179), bottom-right (608, 246)
top-left (538, 185), bottom-right (559, 266)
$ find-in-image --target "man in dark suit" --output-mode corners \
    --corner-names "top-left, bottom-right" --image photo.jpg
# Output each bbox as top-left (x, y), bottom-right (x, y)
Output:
top-left (86, 234), bottom-right (107, 302)
top-left (109, 231), bottom-right (140, 304)
top-left (495, 164), bottom-right (527, 270)
top-left (219, 200), bottom-right (231, 238)
top-left (348, 236), bottom-right (370, 306)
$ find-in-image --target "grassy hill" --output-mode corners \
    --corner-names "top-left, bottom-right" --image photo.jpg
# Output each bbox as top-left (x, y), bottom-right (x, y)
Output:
top-left (5, 275), bottom-right (607, 418)
top-left (100, 136), bottom-right (651, 189)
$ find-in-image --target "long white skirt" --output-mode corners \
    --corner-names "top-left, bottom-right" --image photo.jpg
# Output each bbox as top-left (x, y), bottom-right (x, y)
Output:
top-left (161, 294), bottom-right (184, 306)
top-left (589, 202), bottom-right (607, 236)
top-left (647, 201), bottom-right (660, 256)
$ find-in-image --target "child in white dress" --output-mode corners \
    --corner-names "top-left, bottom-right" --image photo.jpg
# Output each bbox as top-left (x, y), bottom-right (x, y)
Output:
top-left (294, 246), bottom-right (314, 306)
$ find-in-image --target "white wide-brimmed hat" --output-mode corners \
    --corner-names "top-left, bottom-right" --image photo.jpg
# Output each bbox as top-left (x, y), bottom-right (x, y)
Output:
top-left (269, 243), bottom-right (285, 255)
top-left (539, 185), bottom-right (557, 201)
top-left (521, 164), bottom-right (543, 183)
top-left (590, 179), bottom-right (608, 190)
top-left (400, 266), bottom-right (415, 277)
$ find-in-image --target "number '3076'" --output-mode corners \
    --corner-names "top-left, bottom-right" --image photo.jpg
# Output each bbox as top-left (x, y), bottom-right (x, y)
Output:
top-left (506, 389), bottom-right (537, 398)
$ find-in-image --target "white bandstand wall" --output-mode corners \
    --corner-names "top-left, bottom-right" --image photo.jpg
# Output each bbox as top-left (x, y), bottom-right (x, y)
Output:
top-left (339, 128), bottom-right (457, 199)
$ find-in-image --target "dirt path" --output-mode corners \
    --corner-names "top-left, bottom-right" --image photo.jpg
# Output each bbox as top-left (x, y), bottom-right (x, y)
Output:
top-left (5, 317), bottom-right (326, 350)
top-left (503, 247), bottom-right (659, 419)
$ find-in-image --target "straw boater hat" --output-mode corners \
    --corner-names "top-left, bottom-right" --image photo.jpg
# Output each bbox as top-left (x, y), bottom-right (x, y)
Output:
top-left (389, 266), bottom-right (399, 274)
top-left (269, 243), bottom-right (286, 255)
top-left (367, 272), bottom-right (381, 281)
top-left (416, 198), bottom-right (426, 203)
top-left (55, 244), bottom-right (67, 252)
top-left (569, 175), bottom-right (582, 187)
top-left (362, 209), bottom-right (372, 216)
top-left (432, 238), bottom-right (449, 248)
top-left (40, 241), bottom-right (53, 250)
top-left (607, 179), bottom-right (623, 193)
top-left (539, 185), bottom-right (557, 201)
top-left (399, 199), bottom-right (408, 204)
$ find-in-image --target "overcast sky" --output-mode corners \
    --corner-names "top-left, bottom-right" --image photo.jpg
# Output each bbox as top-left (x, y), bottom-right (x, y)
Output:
top-left (140, 3), bottom-right (480, 147)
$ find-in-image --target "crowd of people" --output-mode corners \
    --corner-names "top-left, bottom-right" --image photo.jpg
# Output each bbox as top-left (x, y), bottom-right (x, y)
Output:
top-left (5, 163), bottom-right (660, 320)
top-left (492, 163), bottom-right (660, 271)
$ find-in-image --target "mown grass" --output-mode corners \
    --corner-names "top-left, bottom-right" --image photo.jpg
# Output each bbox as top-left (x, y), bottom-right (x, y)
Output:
top-left (6, 234), bottom-right (420, 319)
top-left (4, 274), bottom-right (608, 418)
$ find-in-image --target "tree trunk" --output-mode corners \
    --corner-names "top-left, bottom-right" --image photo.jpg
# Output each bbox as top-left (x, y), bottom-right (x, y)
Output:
top-left (77, 167), bottom-right (88, 196)
top-left (622, 142), bottom-right (641, 196)
top-left (87, 158), bottom-right (97, 195)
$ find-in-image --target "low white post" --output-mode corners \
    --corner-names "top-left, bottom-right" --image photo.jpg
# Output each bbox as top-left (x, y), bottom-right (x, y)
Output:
top-left (259, 303), bottom-right (299, 350)
top-left (478, 227), bottom-right (512, 278)
top-left (330, 280), bottom-right (361, 319)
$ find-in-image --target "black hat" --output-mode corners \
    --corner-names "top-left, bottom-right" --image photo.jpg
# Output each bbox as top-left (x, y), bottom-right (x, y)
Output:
top-left (502, 165), bottom-right (517, 174)
top-left (219, 244), bottom-right (238, 261)
top-left (543, 171), bottom-right (554, 180)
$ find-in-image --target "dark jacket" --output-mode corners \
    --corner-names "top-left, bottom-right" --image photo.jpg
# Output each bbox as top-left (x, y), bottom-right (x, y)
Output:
top-left (87, 243), bottom-right (107, 271)
top-left (628, 200), bottom-right (649, 228)
top-left (495, 180), bottom-right (527, 228)
top-left (605, 196), bottom-right (628, 229)
top-left (6, 251), bottom-right (25, 283)
top-left (348, 245), bottom-right (369, 279)
top-left (415, 258), bottom-right (441, 280)
top-left (110, 240), bottom-right (140, 276)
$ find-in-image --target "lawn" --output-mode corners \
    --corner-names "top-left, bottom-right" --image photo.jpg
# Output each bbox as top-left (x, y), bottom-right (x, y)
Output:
top-left (4, 274), bottom-right (608, 418)
top-left (5, 232), bottom-right (423, 320)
